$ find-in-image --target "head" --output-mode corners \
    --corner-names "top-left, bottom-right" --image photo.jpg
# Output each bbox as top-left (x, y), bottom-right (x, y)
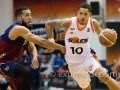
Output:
top-left (77, 3), bottom-right (92, 25)
top-left (57, 52), bottom-right (61, 58)
top-left (15, 6), bottom-right (32, 29)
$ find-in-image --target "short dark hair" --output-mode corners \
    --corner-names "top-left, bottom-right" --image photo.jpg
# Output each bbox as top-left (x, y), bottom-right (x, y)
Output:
top-left (15, 6), bottom-right (29, 18)
top-left (78, 2), bottom-right (92, 12)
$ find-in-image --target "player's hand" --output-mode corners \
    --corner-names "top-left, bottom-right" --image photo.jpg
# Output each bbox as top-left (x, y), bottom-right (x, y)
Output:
top-left (111, 29), bottom-right (117, 39)
top-left (30, 59), bottom-right (39, 69)
top-left (111, 59), bottom-right (120, 73)
top-left (59, 46), bottom-right (66, 54)
top-left (44, 49), bottom-right (55, 53)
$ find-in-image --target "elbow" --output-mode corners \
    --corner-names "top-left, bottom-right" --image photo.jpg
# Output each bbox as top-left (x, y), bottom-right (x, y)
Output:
top-left (45, 21), bottom-right (49, 27)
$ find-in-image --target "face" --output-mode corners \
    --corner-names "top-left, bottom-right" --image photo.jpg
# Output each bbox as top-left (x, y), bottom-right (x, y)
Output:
top-left (57, 53), bottom-right (61, 58)
top-left (77, 8), bottom-right (91, 25)
top-left (19, 10), bottom-right (32, 29)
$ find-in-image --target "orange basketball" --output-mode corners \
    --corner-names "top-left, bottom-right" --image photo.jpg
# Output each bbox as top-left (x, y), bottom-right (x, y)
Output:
top-left (99, 29), bottom-right (117, 47)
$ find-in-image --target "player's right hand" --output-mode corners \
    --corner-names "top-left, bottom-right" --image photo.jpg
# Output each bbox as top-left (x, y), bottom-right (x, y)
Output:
top-left (44, 49), bottom-right (55, 53)
top-left (59, 46), bottom-right (66, 54)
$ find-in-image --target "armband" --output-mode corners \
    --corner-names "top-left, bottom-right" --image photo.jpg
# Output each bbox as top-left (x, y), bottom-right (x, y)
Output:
top-left (48, 38), bottom-right (55, 43)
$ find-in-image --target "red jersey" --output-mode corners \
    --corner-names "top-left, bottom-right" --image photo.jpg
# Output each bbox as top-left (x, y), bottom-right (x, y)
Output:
top-left (0, 23), bottom-right (28, 63)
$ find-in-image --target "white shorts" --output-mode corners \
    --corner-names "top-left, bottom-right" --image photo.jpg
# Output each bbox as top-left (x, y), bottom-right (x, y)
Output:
top-left (66, 55), bottom-right (102, 89)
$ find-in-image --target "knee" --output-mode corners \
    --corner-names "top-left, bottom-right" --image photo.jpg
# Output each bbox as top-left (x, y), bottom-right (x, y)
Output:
top-left (81, 83), bottom-right (91, 90)
top-left (95, 69), bottom-right (110, 83)
top-left (22, 66), bottom-right (31, 77)
top-left (79, 82), bottom-right (90, 90)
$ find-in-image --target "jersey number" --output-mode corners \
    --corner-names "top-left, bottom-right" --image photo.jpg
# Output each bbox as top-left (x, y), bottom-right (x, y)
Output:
top-left (70, 47), bottom-right (83, 54)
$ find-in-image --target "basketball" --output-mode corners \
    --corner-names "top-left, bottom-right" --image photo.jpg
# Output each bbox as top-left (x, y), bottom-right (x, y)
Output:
top-left (99, 29), bottom-right (117, 47)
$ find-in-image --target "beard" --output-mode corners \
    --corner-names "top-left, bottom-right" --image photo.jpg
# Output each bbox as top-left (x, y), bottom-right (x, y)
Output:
top-left (21, 20), bottom-right (33, 30)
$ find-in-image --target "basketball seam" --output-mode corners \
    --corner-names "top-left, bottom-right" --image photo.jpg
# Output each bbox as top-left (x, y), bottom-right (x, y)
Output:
top-left (102, 34), bottom-right (114, 45)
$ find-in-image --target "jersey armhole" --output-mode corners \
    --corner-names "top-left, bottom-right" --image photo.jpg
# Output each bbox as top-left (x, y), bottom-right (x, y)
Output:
top-left (65, 19), bottom-right (72, 33)
top-left (90, 18), bottom-right (95, 34)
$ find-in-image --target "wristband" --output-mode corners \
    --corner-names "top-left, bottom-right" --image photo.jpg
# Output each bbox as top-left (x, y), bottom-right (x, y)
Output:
top-left (48, 38), bottom-right (55, 42)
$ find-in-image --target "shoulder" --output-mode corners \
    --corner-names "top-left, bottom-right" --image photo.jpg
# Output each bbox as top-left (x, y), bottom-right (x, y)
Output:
top-left (10, 25), bottom-right (30, 39)
top-left (90, 18), bottom-right (98, 23)
top-left (91, 18), bottom-right (100, 28)
top-left (12, 26), bottom-right (30, 34)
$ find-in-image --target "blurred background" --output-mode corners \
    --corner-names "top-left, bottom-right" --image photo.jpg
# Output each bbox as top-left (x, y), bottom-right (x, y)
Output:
top-left (0, 0), bottom-right (120, 90)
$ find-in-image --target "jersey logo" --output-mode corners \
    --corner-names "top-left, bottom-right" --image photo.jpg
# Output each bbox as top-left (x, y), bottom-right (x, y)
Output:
top-left (23, 40), bottom-right (28, 45)
top-left (68, 37), bottom-right (88, 43)
top-left (5, 66), bottom-right (9, 71)
top-left (87, 28), bottom-right (90, 32)
top-left (69, 32), bottom-right (74, 34)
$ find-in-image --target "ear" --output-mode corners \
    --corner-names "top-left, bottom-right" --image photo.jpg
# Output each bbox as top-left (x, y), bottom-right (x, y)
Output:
top-left (90, 12), bottom-right (92, 16)
top-left (17, 16), bottom-right (22, 22)
top-left (77, 11), bottom-right (79, 15)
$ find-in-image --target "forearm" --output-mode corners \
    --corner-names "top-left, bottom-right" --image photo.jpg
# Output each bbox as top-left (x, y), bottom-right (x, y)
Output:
top-left (30, 48), bottom-right (38, 60)
top-left (39, 39), bottom-right (63, 50)
top-left (28, 45), bottom-right (38, 60)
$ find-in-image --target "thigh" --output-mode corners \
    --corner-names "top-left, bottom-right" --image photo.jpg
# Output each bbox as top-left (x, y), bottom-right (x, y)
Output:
top-left (0, 62), bottom-right (17, 79)
top-left (84, 55), bottom-right (102, 74)
top-left (68, 63), bottom-right (90, 89)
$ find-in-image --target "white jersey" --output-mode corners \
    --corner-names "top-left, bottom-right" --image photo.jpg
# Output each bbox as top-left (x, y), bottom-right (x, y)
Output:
top-left (65, 17), bottom-right (95, 64)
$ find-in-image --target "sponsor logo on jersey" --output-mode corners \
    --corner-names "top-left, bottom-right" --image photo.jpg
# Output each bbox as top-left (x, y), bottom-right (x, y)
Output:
top-left (68, 37), bottom-right (88, 43)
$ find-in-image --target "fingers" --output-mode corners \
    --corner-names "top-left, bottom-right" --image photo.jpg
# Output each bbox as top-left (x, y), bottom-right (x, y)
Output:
top-left (111, 29), bottom-right (115, 31)
top-left (44, 49), bottom-right (54, 53)
top-left (111, 29), bottom-right (117, 38)
top-left (60, 46), bottom-right (66, 54)
top-left (44, 49), bottom-right (49, 53)
top-left (30, 60), bottom-right (39, 69)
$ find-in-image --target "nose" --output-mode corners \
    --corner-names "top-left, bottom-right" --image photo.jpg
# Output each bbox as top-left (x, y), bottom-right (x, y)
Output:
top-left (81, 14), bottom-right (84, 18)
top-left (28, 16), bottom-right (32, 20)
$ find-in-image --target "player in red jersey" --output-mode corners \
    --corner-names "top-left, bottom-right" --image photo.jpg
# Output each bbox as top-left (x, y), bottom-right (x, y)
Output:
top-left (0, 6), bottom-right (65, 90)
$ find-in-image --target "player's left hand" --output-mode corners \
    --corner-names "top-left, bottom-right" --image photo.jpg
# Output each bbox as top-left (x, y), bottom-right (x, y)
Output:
top-left (30, 59), bottom-right (39, 69)
top-left (111, 29), bottom-right (117, 39)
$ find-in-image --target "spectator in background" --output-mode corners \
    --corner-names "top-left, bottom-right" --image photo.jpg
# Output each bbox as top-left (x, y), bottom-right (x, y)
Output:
top-left (19, 50), bottom-right (41, 90)
top-left (52, 52), bottom-right (66, 72)
top-left (40, 53), bottom-right (53, 77)
top-left (0, 76), bottom-right (9, 90)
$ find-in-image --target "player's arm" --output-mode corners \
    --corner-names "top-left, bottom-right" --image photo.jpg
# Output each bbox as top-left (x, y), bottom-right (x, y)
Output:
top-left (93, 19), bottom-right (117, 37)
top-left (9, 26), bottom-right (65, 53)
top-left (45, 18), bottom-right (71, 39)
top-left (27, 42), bottom-right (37, 60)
top-left (27, 42), bottom-right (39, 69)
top-left (92, 19), bottom-right (102, 36)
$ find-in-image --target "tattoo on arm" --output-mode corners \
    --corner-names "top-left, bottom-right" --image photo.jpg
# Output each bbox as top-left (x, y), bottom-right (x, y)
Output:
top-left (48, 20), bottom-right (62, 28)
top-left (63, 21), bottom-right (70, 28)
top-left (47, 19), bottom-right (70, 29)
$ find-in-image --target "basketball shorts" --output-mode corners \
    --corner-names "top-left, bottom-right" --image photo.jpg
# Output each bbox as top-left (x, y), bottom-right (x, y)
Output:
top-left (0, 61), bottom-right (17, 79)
top-left (66, 55), bottom-right (102, 89)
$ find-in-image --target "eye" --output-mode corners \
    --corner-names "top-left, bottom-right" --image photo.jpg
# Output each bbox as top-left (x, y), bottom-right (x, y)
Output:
top-left (80, 12), bottom-right (82, 15)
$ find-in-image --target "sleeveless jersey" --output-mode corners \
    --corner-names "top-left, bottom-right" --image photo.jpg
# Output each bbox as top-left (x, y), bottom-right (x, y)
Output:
top-left (65, 17), bottom-right (95, 64)
top-left (0, 23), bottom-right (29, 63)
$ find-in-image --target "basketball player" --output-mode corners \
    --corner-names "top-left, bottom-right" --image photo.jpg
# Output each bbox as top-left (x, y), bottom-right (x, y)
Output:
top-left (44, 3), bottom-right (120, 90)
top-left (0, 7), bottom-right (65, 90)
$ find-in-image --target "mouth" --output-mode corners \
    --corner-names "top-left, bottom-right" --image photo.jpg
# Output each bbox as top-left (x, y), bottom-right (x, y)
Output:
top-left (81, 19), bottom-right (85, 21)
top-left (28, 22), bottom-right (32, 25)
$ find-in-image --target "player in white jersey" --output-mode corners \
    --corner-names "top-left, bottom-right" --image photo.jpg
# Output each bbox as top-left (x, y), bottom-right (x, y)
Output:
top-left (44, 2), bottom-right (120, 90)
